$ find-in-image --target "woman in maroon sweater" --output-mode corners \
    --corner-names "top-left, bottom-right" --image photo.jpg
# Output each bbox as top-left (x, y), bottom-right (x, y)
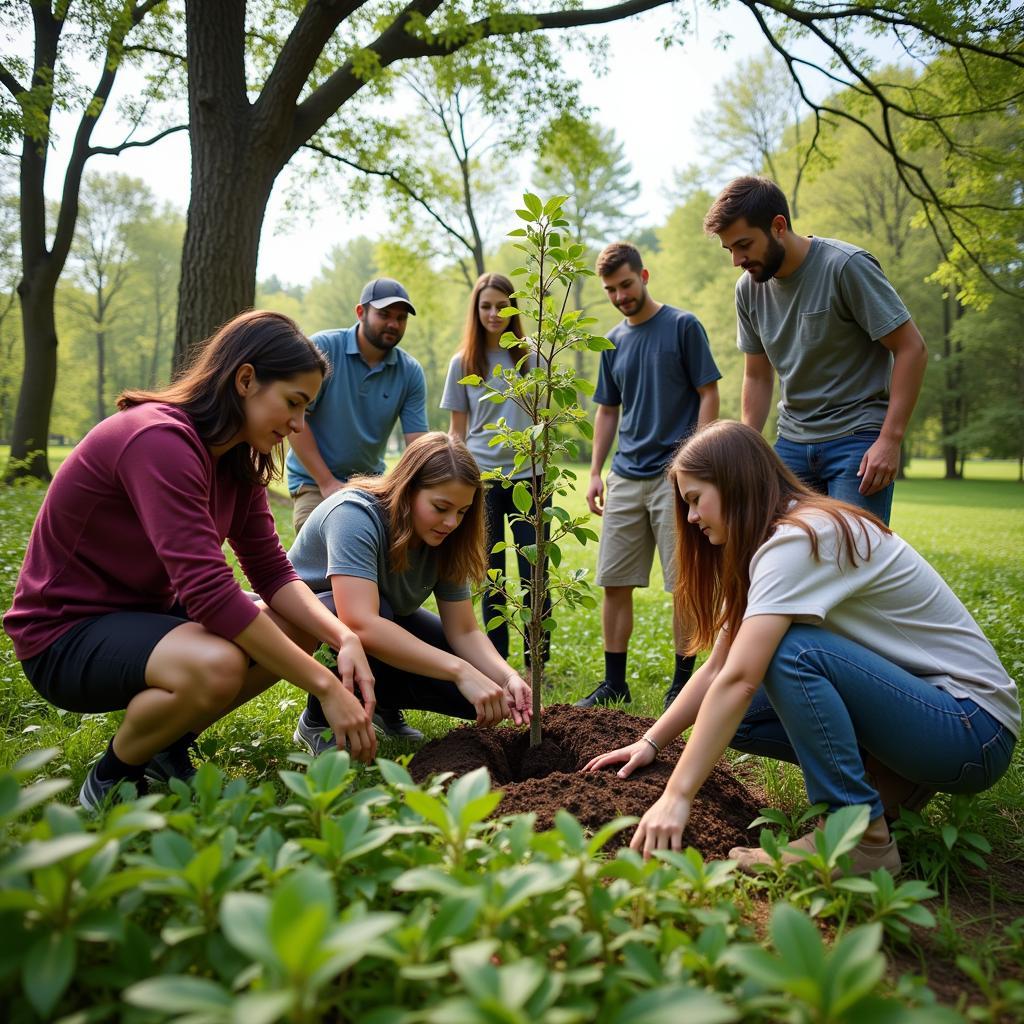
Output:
top-left (4, 310), bottom-right (378, 809)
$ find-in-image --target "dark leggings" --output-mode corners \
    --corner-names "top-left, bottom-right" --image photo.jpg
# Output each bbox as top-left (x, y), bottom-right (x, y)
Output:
top-left (483, 482), bottom-right (551, 662)
top-left (308, 593), bottom-right (476, 720)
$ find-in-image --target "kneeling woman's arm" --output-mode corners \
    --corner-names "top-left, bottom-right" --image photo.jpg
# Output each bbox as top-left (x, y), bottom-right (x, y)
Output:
top-left (583, 626), bottom-right (733, 777)
top-left (630, 614), bottom-right (791, 859)
top-left (332, 575), bottom-right (527, 726)
top-left (437, 596), bottom-right (532, 726)
top-left (231, 589), bottom-right (378, 762)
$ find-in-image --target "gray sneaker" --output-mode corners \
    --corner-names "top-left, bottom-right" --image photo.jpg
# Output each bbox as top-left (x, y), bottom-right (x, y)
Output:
top-left (145, 744), bottom-right (198, 786)
top-left (372, 707), bottom-right (424, 742)
top-left (293, 709), bottom-right (337, 756)
top-left (79, 764), bottom-right (144, 812)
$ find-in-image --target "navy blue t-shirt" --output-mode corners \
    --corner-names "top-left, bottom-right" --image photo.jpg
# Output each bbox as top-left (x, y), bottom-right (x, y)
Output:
top-left (594, 305), bottom-right (721, 478)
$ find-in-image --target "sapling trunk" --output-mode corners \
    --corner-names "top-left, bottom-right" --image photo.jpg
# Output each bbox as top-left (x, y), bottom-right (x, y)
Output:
top-left (470, 194), bottom-right (610, 747)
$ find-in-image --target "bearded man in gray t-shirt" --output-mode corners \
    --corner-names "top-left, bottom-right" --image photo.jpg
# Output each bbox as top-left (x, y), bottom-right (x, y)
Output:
top-left (704, 176), bottom-right (928, 525)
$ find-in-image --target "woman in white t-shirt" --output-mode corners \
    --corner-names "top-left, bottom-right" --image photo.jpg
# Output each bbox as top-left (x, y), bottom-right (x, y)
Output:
top-left (441, 273), bottom-right (551, 669)
top-left (585, 421), bottom-right (1017, 873)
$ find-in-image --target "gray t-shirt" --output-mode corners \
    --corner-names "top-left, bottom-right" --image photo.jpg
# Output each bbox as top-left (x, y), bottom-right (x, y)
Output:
top-left (736, 236), bottom-right (911, 443)
top-left (440, 349), bottom-right (535, 478)
top-left (594, 305), bottom-right (721, 479)
top-left (745, 512), bottom-right (1019, 737)
top-left (287, 488), bottom-right (470, 616)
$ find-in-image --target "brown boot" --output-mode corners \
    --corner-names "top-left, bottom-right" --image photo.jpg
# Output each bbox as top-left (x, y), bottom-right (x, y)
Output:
top-left (864, 755), bottom-right (936, 821)
top-left (729, 829), bottom-right (902, 877)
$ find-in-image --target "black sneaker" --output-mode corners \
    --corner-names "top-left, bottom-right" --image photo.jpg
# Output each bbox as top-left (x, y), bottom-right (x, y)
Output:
top-left (293, 709), bottom-right (337, 756)
top-left (144, 743), bottom-right (198, 786)
top-left (663, 678), bottom-right (686, 713)
top-left (574, 681), bottom-right (632, 708)
top-left (372, 707), bottom-right (424, 742)
top-left (79, 764), bottom-right (146, 813)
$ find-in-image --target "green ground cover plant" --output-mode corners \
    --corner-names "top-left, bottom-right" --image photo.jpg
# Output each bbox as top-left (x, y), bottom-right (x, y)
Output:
top-left (0, 468), bottom-right (1021, 1019)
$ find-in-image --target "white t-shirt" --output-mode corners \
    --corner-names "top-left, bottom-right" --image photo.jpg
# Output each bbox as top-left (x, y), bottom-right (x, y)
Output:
top-left (744, 511), bottom-right (1019, 737)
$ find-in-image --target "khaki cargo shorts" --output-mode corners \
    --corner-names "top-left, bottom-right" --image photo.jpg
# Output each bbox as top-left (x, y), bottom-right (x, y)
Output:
top-left (595, 471), bottom-right (677, 592)
top-left (291, 485), bottom-right (325, 535)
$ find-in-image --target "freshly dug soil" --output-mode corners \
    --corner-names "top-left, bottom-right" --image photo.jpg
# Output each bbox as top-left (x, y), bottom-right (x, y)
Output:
top-left (409, 703), bottom-right (765, 859)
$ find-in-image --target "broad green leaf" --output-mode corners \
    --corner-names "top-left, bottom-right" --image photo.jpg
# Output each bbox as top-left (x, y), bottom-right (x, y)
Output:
top-left (13, 748), bottom-right (61, 776)
top-left (825, 923), bottom-right (885, 1015)
top-left (311, 913), bottom-right (402, 982)
top-left (770, 903), bottom-right (826, 979)
top-left (512, 481), bottom-right (532, 514)
top-left (220, 892), bottom-right (276, 965)
top-left (269, 868), bottom-right (334, 971)
top-left (821, 804), bottom-right (870, 861)
top-left (376, 758), bottom-right (413, 788)
top-left (608, 986), bottom-right (737, 1023)
top-left (230, 990), bottom-right (295, 1024)
top-left (2, 834), bottom-right (97, 875)
top-left (23, 931), bottom-right (76, 1019)
top-left (457, 791), bottom-right (503, 831)
top-left (124, 974), bottom-right (232, 1013)
top-left (393, 867), bottom-right (468, 897)
top-left (14, 778), bottom-right (71, 818)
top-left (405, 789), bottom-right (453, 832)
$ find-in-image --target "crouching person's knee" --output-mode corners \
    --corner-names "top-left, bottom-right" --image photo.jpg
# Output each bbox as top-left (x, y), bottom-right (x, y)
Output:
top-left (187, 641), bottom-right (249, 714)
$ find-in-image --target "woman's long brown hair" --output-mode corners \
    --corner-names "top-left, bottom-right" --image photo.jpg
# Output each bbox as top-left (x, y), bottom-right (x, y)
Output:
top-left (345, 432), bottom-right (487, 584)
top-left (118, 310), bottom-right (328, 487)
top-left (669, 421), bottom-right (891, 653)
top-left (457, 273), bottom-right (530, 380)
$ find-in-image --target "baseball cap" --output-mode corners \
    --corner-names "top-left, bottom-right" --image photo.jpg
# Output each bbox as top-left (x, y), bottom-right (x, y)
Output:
top-left (359, 278), bottom-right (416, 315)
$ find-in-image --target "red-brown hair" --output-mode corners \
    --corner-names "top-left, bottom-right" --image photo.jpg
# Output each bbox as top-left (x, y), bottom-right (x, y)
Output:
top-left (345, 432), bottom-right (487, 584)
top-left (669, 421), bottom-right (891, 653)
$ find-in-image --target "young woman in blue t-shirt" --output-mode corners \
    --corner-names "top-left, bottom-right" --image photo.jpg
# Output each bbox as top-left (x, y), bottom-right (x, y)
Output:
top-left (289, 431), bottom-right (533, 750)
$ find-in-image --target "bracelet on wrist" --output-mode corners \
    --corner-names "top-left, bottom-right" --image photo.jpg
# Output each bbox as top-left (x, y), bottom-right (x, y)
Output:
top-left (641, 734), bottom-right (661, 755)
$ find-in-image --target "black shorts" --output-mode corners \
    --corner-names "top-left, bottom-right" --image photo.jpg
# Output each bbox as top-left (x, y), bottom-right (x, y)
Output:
top-left (20, 607), bottom-right (192, 713)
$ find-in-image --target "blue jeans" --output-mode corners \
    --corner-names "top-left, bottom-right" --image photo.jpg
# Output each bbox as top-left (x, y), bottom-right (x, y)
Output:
top-left (775, 431), bottom-right (893, 525)
top-left (731, 625), bottom-right (1016, 820)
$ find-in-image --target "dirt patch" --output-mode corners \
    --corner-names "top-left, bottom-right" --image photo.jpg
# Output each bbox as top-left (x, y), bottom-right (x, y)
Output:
top-left (409, 703), bottom-right (765, 859)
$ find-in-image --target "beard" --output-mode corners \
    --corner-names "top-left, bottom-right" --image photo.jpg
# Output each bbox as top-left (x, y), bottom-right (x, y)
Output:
top-left (747, 235), bottom-right (787, 283)
top-left (360, 315), bottom-right (402, 351)
top-left (615, 287), bottom-right (647, 315)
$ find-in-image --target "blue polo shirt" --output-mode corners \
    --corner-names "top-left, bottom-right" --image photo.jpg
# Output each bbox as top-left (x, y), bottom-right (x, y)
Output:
top-left (285, 325), bottom-right (428, 493)
top-left (594, 305), bottom-right (721, 479)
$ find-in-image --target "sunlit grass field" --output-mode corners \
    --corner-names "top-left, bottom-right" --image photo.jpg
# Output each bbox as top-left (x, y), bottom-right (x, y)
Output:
top-left (1, 448), bottom-right (1021, 852)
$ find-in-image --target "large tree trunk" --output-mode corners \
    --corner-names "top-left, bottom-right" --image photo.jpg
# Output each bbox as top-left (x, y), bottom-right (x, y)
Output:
top-left (173, 0), bottom-right (285, 369)
top-left (95, 328), bottom-right (106, 425)
top-left (7, 275), bottom-right (59, 481)
top-left (940, 293), bottom-right (963, 480)
top-left (173, 163), bottom-right (276, 369)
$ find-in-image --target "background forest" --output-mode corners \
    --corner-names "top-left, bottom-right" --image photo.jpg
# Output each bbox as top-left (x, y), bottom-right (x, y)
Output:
top-left (1, 47), bottom-right (1021, 478)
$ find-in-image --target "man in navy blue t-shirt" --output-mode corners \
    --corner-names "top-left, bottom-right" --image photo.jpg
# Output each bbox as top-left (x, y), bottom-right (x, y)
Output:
top-left (577, 243), bottom-right (721, 712)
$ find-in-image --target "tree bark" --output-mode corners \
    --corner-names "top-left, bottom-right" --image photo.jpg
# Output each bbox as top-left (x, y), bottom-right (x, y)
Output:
top-left (174, 0), bottom-right (285, 368)
top-left (7, 274), bottom-right (59, 481)
top-left (940, 293), bottom-right (964, 480)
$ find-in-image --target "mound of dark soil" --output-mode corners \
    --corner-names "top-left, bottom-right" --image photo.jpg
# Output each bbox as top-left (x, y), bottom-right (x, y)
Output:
top-left (409, 703), bottom-right (764, 858)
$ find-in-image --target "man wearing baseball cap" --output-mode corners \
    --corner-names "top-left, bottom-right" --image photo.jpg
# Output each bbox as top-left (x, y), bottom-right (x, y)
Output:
top-left (286, 277), bottom-right (428, 533)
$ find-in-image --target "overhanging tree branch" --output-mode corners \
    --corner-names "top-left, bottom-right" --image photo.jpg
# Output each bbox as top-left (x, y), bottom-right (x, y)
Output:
top-left (293, 0), bottom-right (672, 147)
top-left (88, 123), bottom-right (188, 157)
top-left (738, 0), bottom-right (1022, 298)
top-left (0, 60), bottom-right (26, 99)
top-left (302, 139), bottom-right (477, 255)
